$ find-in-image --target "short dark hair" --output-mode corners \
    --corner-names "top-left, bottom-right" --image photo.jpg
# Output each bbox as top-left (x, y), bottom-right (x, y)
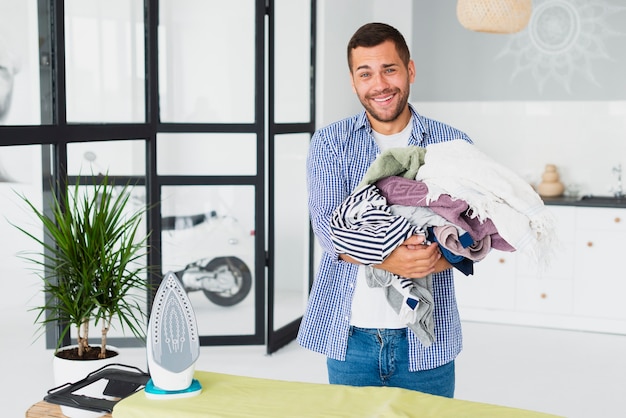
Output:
top-left (347, 22), bottom-right (411, 71)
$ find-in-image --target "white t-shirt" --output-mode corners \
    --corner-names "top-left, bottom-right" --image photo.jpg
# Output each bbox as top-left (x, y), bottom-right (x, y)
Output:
top-left (349, 118), bottom-right (413, 329)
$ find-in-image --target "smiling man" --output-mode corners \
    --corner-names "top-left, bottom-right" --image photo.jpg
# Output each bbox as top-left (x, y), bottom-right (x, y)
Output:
top-left (0, 34), bottom-right (18, 124)
top-left (349, 39), bottom-right (413, 133)
top-left (297, 22), bottom-right (473, 398)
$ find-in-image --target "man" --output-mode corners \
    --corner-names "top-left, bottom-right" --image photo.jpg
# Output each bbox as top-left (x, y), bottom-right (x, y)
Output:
top-left (297, 22), bottom-right (473, 398)
top-left (0, 34), bottom-right (18, 124)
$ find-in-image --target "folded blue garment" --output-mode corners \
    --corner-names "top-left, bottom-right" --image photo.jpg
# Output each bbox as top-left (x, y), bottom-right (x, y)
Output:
top-left (427, 227), bottom-right (474, 276)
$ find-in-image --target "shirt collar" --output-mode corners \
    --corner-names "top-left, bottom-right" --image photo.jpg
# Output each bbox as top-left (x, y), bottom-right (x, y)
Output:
top-left (354, 104), bottom-right (428, 146)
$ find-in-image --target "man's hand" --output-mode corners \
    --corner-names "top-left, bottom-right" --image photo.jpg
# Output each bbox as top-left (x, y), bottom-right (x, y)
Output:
top-left (377, 234), bottom-right (439, 278)
top-left (338, 234), bottom-right (451, 277)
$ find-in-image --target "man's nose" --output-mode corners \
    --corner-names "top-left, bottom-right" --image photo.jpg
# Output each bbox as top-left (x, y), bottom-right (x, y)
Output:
top-left (371, 72), bottom-right (390, 90)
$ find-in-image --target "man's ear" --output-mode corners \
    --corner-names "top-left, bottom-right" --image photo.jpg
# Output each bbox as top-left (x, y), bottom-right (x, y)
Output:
top-left (350, 72), bottom-right (357, 94)
top-left (408, 60), bottom-right (416, 84)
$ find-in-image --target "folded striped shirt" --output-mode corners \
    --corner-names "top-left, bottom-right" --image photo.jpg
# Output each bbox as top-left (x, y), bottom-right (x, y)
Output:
top-left (330, 184), bottom-right (422, 265)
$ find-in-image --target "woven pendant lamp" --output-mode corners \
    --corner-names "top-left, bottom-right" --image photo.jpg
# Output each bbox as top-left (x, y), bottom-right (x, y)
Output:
top-left (457, 0), bottom-right (532, 34)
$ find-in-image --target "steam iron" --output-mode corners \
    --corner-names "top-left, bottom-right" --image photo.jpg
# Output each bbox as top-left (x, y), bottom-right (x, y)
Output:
top-left (145, 271), bottom-right (202, 399)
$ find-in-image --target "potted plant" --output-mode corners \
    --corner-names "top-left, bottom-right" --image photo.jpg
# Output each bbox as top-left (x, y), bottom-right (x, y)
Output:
top-left (14, 174), bottom-right (151, 416)
top-left (16, 173), bottom-right (151, 357)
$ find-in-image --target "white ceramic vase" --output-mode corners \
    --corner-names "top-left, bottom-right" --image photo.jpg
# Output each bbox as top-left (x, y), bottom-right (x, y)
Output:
top-left (52, 345), bottom-right (120, 418)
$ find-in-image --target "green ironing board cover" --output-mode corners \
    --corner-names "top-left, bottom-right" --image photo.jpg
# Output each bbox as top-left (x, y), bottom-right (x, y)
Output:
top-left (113, 371), bottom-right (562, 418)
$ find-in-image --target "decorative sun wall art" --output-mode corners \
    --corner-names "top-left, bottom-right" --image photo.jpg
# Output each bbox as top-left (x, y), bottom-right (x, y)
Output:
top-left (496, 0), bottom-right (626, 94)
top-left (412, 0), bottom-right (626, 101)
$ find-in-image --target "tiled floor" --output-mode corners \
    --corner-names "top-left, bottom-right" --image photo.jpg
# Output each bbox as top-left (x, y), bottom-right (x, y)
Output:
top-left (6, 316), bottom-right (626, 418)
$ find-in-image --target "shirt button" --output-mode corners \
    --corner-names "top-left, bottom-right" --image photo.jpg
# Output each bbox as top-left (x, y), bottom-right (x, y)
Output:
top-left (344, 316), bottom-right (349, 322)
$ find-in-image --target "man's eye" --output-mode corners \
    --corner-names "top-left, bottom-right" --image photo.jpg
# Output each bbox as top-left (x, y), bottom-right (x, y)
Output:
top-left (385, 68), bottom-right (396, 74)
top-left (359, 73), bottom-right (370, 78)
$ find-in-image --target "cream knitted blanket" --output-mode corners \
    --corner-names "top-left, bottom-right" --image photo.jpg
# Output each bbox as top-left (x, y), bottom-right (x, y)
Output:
top-left (415, 140), bottom-right (556, 267)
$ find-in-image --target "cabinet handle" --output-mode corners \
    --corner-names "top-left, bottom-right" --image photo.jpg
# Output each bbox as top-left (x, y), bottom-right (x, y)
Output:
top-left (615, 217), bottom-right (621, 223)
top-left (498, 258), bottom-right (505, 264)
top-left (587, 241), bottom-right (593, 247)
top-left (540, 293), bottom-right (547, 299)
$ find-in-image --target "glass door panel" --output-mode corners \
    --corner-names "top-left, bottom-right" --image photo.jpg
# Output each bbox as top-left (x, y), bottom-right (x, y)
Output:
top-left (157, 133), bottom-right (257, 176)
top-left (67, 139), bottom-right (146, 176)
top-left (65, 0), bottom-right (145, 123)
top-left (156, 0), bottom-right (264, 346)
top-left (267, 0), bottom-right (314, 353)
top-left (274, 0), bottom-right (312, 123)
top-left (160, 185), bottom-right (256, 336)
top-left (0, 0), bottom-right (42, 125)
top-left (0, 145), bottom-right (46, 344)
top-left (158, 0), bottom-right (256, 123)
top-left (272, 133), bottom-right (310, 330)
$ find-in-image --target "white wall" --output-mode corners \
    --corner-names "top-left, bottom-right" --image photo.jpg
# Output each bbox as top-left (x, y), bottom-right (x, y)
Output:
top-left (414, 101), bottom-right (626, 196)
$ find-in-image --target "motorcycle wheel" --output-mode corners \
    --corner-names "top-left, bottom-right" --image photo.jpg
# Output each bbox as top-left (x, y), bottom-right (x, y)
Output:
top-left (202, 256), bottom-right (252, 306)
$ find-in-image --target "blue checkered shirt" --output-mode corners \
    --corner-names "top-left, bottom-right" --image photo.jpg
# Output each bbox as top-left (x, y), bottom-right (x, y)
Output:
top-left (297, 104), bottom-right (473, 371)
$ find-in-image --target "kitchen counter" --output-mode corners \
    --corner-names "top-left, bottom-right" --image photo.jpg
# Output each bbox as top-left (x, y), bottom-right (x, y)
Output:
top-left (542, 195), bottom-right (626, 208)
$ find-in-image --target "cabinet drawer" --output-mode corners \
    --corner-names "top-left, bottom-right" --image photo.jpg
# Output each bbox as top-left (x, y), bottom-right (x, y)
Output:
top-left (573, 227), bottom-right (626, 320)
top-left (575, 207), bottom-right (626, 230)
top-left (475, 251), bottom-right (515, 276)
top-left (516, 277), bottom-right (573, 314)
top-left (456, 252), bottom-right (516, 310)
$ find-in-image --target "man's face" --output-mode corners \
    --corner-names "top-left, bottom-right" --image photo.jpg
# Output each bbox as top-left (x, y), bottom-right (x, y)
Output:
top-left (0, 66), bottom-right (14, 122)
top-left (349, 40), bottom-right (415, 132)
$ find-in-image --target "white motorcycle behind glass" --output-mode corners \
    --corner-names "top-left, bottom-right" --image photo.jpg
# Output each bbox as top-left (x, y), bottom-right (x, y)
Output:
top-left (161, 210), bottom-right (254, 307)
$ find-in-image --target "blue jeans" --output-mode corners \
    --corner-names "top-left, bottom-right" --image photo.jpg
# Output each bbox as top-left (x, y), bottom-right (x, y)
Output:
top-left (327, 327), bottom-right (455, 398)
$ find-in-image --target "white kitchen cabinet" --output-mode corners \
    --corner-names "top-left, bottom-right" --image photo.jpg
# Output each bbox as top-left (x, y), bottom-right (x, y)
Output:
top-left (455, 204), bottom-right (626, 334)
top-left (572, 207), bottom-right (626, 321)
top-left (455, 251), bottom-right (516, 311)
top-left (514, 277), bottom-right (573, 315)
top-left (514, 206), bottom-right (575, 315)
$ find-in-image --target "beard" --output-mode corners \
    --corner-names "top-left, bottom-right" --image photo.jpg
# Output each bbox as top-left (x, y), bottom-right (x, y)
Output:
top-left (357, 86), bottom-right (409, 124)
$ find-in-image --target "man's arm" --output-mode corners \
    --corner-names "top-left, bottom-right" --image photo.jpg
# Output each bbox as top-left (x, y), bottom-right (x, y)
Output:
top-left (339, 234), bottom-right (451, 278)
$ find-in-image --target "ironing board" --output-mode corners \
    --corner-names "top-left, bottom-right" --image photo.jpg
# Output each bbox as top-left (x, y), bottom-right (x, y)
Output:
top-left (112, 370), bottom-right (562, 418)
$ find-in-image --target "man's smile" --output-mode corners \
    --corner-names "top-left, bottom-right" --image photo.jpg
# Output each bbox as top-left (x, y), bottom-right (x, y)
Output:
top-left (373, 94), bottom-right (394, 103)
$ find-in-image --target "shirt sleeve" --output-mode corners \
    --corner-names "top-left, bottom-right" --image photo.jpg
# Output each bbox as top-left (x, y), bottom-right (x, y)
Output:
top-left (307, 128), bottom-right (349, 257)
